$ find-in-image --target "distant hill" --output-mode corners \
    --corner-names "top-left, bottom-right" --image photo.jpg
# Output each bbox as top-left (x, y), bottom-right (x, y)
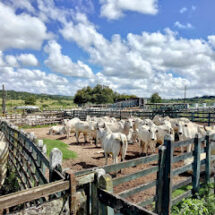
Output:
top-left (0, 90), bottom-right (73, 101)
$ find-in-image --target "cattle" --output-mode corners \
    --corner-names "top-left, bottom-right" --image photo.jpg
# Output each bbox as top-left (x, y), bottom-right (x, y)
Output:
top-left (96, 124), bottom-right (128, 165)
top-left (155, 124), bottom-right (174, 145)
top-left (137, 125), bottom-right (157, 155)
top-left (74, 121), bottom-right (91, 143)
top-left (48, 125), bottom-right (66, 135)
top-left (63, 117), bottom-right (80, 139)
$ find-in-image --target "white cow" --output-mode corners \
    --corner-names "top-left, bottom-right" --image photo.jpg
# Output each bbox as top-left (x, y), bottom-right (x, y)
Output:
top-left (155, 124), bottom-right (174, 145)
top-left (96, 124), bottom-right (128, 165)
top-left (48, 125), bottom-right (66, 135)
top-left (74, 120), bottom-right (91, 143)
top-left (137, 125), bottom-right (157, 155)
top-left (63, 117), bottom-right (80, 139)
top-left (178, 121), bottom-right (206, 153)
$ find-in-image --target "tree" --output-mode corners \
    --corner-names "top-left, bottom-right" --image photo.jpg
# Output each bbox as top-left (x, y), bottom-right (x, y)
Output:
top-left (150, 93), bottom-right (162, 103)
top-left (24, 96), bottom-right (36, 105)
top-left (73, 84), bottom-right (136, 105)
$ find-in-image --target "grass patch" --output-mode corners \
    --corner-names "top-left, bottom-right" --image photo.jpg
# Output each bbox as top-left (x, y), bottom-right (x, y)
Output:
top-left (43, 138), bottom-right (77, 160)
top-left (20, 123), bottom-right (58, 129)
top-left (172, 185), bottom-right (192, 198)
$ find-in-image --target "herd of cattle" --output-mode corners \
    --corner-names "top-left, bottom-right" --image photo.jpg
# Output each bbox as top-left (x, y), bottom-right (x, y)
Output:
top-left (48, 115), bottom-right (215, 165)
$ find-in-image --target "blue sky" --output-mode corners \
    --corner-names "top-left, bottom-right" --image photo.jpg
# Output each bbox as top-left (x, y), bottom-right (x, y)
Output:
top-left (0, 0), bottom-right (215, 98)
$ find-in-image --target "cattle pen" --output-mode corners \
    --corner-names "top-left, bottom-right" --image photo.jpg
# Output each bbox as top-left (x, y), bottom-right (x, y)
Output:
top-left (0, 116), bottom-right (215, 215)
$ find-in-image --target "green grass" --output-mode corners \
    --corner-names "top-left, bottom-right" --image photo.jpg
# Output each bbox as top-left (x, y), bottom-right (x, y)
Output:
top-left (43, 138), bottom-right (77, 160)
top-left (172, 185), bottom-right (192, 198)
top-left (20, 123), bottom-right (58, 129)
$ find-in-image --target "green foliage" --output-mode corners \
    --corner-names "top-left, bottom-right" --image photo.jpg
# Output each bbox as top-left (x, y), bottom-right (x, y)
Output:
top-left (74, 84), bottom-right (137, 105)
top-left (150, 93), bottom-right (162, 103)
top-left (24, 96), bottom-right (36, 105)
top-left (172, 183), bottom-right (215, 215)
top-left (20, 123), bottom-right (57, 129)
top-left (0, 90), bottom-right (73, 101)
top-left (172, 185), bottom-right (192, 198)
top-left (0, 165), bottom-right (20, 196)
top-left (43, 139), bottom-right (77, 160)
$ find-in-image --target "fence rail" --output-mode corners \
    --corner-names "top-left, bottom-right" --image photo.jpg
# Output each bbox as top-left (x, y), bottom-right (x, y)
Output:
top-left (1, 118), bottom-right (215, 214)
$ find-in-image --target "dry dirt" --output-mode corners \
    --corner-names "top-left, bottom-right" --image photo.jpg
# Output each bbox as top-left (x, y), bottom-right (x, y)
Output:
top-left (25, 126), bottom-right (190, 205)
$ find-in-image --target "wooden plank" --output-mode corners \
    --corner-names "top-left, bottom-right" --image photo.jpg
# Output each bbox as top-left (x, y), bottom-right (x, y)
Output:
top-left (162, 135), bottom-right (173, 215)
top-left (113, 166), bottom-right (158, 187)
top-left (97, 188), bottom-right (156, 215)
top-left (205, 135), bottom-right (211, 183)
top-left (75, 154), bottom-right (158, 177)
top-left (172, 177), bottom-right (192, 192)
top-left (76, 172), bottom-right (95, 186)
top-left (173, 152), bottom-right (193, 163)
top-left (172, 190), bottom-right (192, 206)
top-left (172, 163), bottom-right (192, 176)
top-left (173, 139), bottom-right (193, 149)
top-left (0, 180), bottom-right (69, 209)
top-left (5, 134), bottom-right (48, 184)
top-left (192, 134), bottom-right (201, 195)
top-left (98, 174), bottom-right (114, 215)
top-left (119, 180), bottom-right (156, 198)
top-left (103, 154), bottom-right (159, 173)
top-left (138, 197), bottom-right (156, 208)
top-left (155, 146), bottom-right (166, 214)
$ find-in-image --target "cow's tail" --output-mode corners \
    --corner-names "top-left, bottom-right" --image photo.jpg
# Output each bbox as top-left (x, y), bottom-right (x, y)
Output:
top-left (120, 134), bottom-right (128, 162)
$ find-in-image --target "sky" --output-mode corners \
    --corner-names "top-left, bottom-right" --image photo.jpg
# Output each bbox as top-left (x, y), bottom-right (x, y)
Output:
top-left (0, 0), bottom-right (215, 98)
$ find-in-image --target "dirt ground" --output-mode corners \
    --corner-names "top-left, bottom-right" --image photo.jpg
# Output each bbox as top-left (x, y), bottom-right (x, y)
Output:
top-left (25, 126), bottom-right (190, 205)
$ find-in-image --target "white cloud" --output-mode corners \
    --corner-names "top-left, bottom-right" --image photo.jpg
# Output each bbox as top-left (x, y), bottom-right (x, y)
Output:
top-left (0, 66), bottom-right (80, 96)
top-left (44, 40), bottom-right (94, 78)
top-left (191, 5), bottom-right (196, 11)
top-left (5, 55), bottom-right (19, 67)
top-left (179, 7), bottom-right (187, 14)
top-left (99, 0), bottom-right (158, 20)
top-left (174, 21), bottom-right (193, 29)
top-left (17, 54), bottom-right (39, 66)
top-left (60, 14), bottom-right (215, 97)
top-left (0, 2), bottom-right (52, 51)
top-left (4, 0), bottom-right (35, 13)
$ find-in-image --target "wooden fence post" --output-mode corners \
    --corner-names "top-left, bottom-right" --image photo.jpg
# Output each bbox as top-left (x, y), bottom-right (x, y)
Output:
top-left (49, 148), bottom-right (63, 182)
top-left (208, 113), bottom-right (211, 126)
top-left (192, 134), bottom-right (201, 195)
top-left (98, 174), bottom-right (114, 215)
top-left (162, 135), bottom-right (173, 215)
top-left (155, 145), bottom-right (166, 214)
top-left (66, 170), bottom-right (77, 215)
top-left (205, 135), bottom-right (211, 184)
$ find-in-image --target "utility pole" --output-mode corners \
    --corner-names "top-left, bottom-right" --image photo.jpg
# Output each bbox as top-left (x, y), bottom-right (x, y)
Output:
top-left (2, 84), bottom-right (6, 115)
top-left (184, 85), bottom-right (187, 103)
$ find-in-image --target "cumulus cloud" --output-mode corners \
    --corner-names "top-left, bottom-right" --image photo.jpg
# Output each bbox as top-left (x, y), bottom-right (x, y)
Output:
top-left (174, 21), bottom-right (193, 29)
top-left (5, 55), bottom-right (19, 67)
top-left (3, 0), bottom-right (35, 13)
top-left (17, 54), bottom-right (39, 66)
top-left (179, 7), bottom-right (187, 14)
top-left (44, 40), bottom-right (94, 79)
top-left (60, 14), bottom-right (215, 97)
top-left (0, 2), bottom-right (52, 51)
top-left (4, 53), bottom-right (39, 67)
top-left (0, 66), bottom-right (80, 96)
top-left (99, 0), bottom-right (158, 20)
top-left (191, 5), bottom-right (196, 11)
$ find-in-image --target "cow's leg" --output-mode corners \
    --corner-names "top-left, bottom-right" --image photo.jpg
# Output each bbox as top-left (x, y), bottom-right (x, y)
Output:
top-left (75, 131), bottom-right (80, 143)
top-left (83, 133), bottom-right (87, 143)
top-left (105, 153), bottom-right (108, 165)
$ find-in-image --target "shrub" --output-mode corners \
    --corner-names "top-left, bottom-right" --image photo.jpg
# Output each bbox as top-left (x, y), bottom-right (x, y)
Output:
top-left (172, 183), bottom-right (215, 215)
